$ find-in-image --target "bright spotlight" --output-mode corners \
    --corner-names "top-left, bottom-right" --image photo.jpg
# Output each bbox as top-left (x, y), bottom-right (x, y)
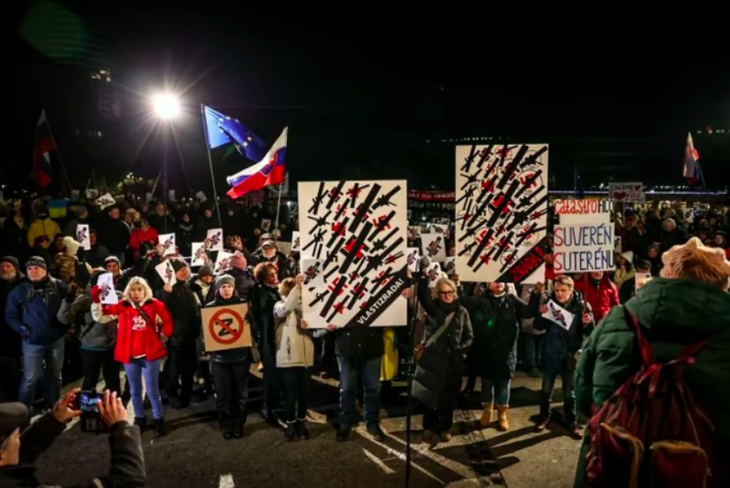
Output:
top-left (152, 93), bottom-right (180, 120)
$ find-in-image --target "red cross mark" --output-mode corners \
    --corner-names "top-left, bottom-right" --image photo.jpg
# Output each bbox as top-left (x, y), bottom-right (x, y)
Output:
top-left (492, 195), bottom-right (513, 215)
top-left (349, 271), bottom-right (360, 281)
top-left (498, 236), bottom-right (512, 249)
top-left (519, 172), bottom-right (538, 188)
top-left (360, 301), bottom-right (368, 310)
top-left (331, 221), bottom-right (347, 236)
top-left (344, 239), bottom-right (366, 259)
top-left (479, 254), bottom-right (491, 265)
top-left (328, 277), bottom-right (349, 295)
top-left (521, 225), bottom-right (534, 241)
top-left (328, 188), bottom-right (343, 200)
top-left (371, 215), bottom-right (391, 230)
top-left (333, 302), bottom-right (345, 315)
top-left (495, 146), bottom-right (510, 159)
top-left (530, 211), bottom-right (543, 220)
top-left (385, 254), bottom-right (397, 264)
top-left (481, 179), bottom-right (495, 192)
top-left (475, 229), bottom-right (495, 247)
top-left (352, 283), bottom-right (366, 298)
top-left (347, 186), bottom-right (363, 199)
top-left (479, 147), bottom-right (491, 158)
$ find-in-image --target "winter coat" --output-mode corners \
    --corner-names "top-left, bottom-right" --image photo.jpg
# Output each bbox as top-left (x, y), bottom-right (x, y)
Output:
top-left (205, 295), bottom-right (253, 365)
top-left (159, 282), bottom-right (200, 347)
top-left (5, 277), bottom-right (70, 346)
top-left (573, 274), bottom-right (619, 324)
top-left (71, 292), bottom-right (118, 351)
top-left (55, 253), bottom-right (92, 288)
top-left (463, 290), bottom-right (538, 380)
top-left (534, 290), bottom-right (594, 371)
top-left (412, 274), bottom-right (473, 409)
top-left (273, 285), bottom-right (314, 368)
top-left (93, 298), bottom-right (173, 364)
top-left (249, 283), bottom-right (280, 359)
top-left (129, 226), bottom-right (159, 258)
top-left (26, 218), bottom-right (61, 248)
top-left (0, 270), bottom-right (24, 357)
top-left (572, 278), bottom-right (730, 488)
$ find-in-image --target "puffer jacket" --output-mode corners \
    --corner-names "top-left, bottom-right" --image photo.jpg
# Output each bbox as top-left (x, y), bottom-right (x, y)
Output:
top-left (73, 292), bottom-right (118, 351)
top-left (573, 277), bottom-right (730, 488)
top-left (4, 277), bottom-right (70, 346)
top-left (273, 285), bottom-right (314, 368)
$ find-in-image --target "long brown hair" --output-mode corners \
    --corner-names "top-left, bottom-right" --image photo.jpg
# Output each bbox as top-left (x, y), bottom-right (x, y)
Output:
top-left (254, 262), bottom-right (277, 284)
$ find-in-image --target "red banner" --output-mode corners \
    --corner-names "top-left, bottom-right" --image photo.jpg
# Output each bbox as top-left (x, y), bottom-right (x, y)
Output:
top-left (407, 190), bottom-right (455, 202)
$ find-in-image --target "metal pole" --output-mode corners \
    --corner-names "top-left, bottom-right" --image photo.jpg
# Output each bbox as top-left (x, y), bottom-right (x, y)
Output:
top-left (201, 104), bottom-right (224, 228)
top-left (163, 125), bottom-right (168, 232)
top-left (274, 181), bottom-right (284, 229)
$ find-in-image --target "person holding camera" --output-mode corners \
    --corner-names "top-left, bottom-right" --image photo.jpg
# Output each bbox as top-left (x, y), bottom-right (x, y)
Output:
top-left (0, 388), bottom-right (145, 487)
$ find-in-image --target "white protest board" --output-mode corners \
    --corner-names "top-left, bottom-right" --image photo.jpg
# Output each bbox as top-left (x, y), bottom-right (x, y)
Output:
top-left (297, 180), bottom-right (408, 329)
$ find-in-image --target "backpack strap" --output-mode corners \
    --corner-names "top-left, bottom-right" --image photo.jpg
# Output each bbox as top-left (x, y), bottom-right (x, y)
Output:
top-left (626, 309), bottom-right (713, 364)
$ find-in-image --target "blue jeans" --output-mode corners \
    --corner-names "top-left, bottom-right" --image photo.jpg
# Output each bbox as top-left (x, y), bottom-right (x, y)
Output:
top-left (337, 355), bottom-right (381, 427)
top-left (523, 334), bottom-right (544, 369)
top-left (124, 358), bottom-right (164, 420)
top-left (19, 338), bottom-right (65, 408)
top-left (481, 378), bottom-right (511, 406)
top-left (540, 365), bottom-right (576, 424)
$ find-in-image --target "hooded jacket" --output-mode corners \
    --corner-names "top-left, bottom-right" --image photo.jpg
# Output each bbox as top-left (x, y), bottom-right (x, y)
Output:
top-left (26, 217), bottom-right (61, 248)
top-left (573, 278), bottom-right (730, 488)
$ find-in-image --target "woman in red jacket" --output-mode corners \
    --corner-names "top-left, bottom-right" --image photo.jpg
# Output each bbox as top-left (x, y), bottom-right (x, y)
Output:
top-left (129, 218), bottom-right (159, 259)
top-left (91, 276), bottom-right (173, 437)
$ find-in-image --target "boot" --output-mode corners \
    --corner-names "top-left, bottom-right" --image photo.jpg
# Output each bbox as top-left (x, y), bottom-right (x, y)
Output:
top-left (284, 422), bottom-right (296, 442)
top-left (497, 406), bottom-right (509, 431)
top-left (133, 417), bottom-right (147, 432)
top-left (296, 419), bottom-right (309, 440)
top-left (479, 404), bottom-right (493, 427)
top-left (154, 418), bottom-right (165, 438)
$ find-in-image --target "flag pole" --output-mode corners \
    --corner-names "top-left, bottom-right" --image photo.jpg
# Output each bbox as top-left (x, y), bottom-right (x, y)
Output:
top-left (43, 110), bottom-right (73, 196)
top-left (274, 180), bottom-right (284, 230)
top-left (201, 104), bottom-right (224, 228)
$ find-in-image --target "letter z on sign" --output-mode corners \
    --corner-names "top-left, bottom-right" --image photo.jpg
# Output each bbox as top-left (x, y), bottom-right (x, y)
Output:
top-left (209, 308), bottom-right (245, 345)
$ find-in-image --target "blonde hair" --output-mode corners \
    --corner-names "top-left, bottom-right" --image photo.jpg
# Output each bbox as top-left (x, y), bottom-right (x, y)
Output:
top-left (278, 277), bottom-right (297, 297)
top-left (431, 277), bottom-right (459, 300)
top-left (554, 274), bottom-right (575, 289)
top-left (123, 276), bottom-right (153, 302)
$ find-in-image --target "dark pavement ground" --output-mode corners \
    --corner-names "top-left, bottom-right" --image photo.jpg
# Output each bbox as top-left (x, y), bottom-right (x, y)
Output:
top-left (34, 371), bottom-right (580, 487)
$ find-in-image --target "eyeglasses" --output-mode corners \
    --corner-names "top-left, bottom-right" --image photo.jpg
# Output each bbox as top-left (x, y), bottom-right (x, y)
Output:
top-left (438, 290), bottom-right (454, 297)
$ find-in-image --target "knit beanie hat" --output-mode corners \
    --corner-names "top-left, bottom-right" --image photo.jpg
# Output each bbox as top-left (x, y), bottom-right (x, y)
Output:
top-left (197, 265), bottom-right (213, 279)
top-left (26, 256), bottom-right (47, 270)
top-left (169, 259), bottom-right (188, 273)
top-left (62, 236), bottom-right (81, 257)
top-left (104, 256), bottom-right (121, 267)
top-left (660, 237), bottom-right (730, 290)
top-left (1, 256), bottom-right (20, 274)
top-left (215, 274), bottom-right (235, 288)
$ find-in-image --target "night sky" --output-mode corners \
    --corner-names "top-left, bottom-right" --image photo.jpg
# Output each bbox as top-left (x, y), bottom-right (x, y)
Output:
top-left (4, 3), bottom-right (729, 191)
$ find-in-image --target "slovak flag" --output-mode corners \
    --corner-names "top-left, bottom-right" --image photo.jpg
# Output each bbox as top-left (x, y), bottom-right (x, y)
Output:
top-left (226, 127), bottom-right (288, 199)
top-left (683, 132), bottom-right (701, 185)
top-left (33, 110), bottom-right (55, 188)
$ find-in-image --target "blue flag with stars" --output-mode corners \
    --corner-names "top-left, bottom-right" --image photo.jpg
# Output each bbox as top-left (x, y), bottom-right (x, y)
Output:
top-left (203, 105), bottom-right (266, 162)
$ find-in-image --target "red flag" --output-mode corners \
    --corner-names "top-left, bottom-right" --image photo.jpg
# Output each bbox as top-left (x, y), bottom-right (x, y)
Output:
top-left (33, 111), bottom-right (55, 188)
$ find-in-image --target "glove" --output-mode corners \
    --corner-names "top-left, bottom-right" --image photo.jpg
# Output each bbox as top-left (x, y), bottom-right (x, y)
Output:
top-left (65, 284), bottom-right (78, 303)
top-left (90, 285), bottom-right (102, 303)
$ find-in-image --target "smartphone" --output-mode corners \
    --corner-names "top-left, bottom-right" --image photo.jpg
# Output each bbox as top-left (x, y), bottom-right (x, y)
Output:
top-left (75, 390), bottom-right (103, 414)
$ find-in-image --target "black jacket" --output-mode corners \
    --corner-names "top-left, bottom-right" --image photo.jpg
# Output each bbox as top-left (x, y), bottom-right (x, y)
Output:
top-left (334, 327), bottom-right (385, 359)
top-left (0, 415), bottom-right (145, 487)
top-left (159, 282), bottom-right (200, 347)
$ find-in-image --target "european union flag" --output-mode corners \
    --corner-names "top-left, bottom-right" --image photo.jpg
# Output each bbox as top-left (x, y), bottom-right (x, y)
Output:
top-left (203, 106), bottom-right (266, 162)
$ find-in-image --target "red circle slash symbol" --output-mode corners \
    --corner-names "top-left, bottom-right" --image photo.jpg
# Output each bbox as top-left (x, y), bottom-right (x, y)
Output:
top-left (209, 308), bottom-right (245, 345)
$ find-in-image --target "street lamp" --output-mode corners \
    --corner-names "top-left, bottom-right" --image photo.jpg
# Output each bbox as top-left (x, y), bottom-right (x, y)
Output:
top-left (152, 93), bottom-right (180, 120)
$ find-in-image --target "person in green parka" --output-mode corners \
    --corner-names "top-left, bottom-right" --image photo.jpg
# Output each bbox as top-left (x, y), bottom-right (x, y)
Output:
top-left (573, 237), bottom-right (730, 488)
